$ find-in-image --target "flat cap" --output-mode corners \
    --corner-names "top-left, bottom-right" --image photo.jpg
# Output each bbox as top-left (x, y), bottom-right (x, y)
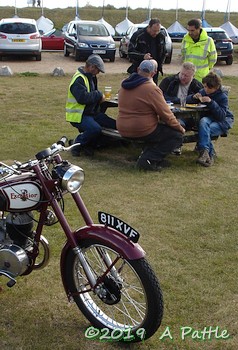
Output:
top-left (139, 60), bottom-right (156, 73)
top-left (86, 54), bottom-right (105, 73)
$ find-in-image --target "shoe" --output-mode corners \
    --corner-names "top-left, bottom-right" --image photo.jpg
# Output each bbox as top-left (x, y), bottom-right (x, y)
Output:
top-left (196, 149), bottom-right (212, 167)
top-left (136, 158), bottom-right (170, 171)
top-left (171, 147), bottom-right (182, 156)
top-left (136, 158), bottom-right (163, 172)
top-left (70, 144), bottom-right (94, 157)
top-left (207, 156), bottom-right (214, 166)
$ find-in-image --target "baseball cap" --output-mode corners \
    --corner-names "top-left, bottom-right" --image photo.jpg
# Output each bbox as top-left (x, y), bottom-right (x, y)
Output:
top-left (139, 60), bottom-right (156, 73)
top-left (86, 54), bottom-right (105, 73)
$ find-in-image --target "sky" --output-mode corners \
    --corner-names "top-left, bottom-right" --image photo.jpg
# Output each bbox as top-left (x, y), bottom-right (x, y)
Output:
top-left (1, 0), bottom-right (238, 13)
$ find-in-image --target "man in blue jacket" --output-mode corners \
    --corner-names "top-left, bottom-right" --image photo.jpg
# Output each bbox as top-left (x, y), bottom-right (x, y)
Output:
top-left (187, 72), bottom-right (234, 166)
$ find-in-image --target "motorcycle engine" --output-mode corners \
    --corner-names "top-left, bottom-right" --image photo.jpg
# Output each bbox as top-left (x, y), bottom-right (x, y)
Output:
top-left (0, 212), bottom-right (34, 278)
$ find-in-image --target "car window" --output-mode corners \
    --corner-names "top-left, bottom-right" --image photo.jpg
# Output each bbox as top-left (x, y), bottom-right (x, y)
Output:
top-left (77, 24), bottom-right (108, 36)
top-left (160, 28), bottom-right (167, 37)
top-left (207, 32), bottom-right (227, 40)
top-left (127, 25), bottom-right (167, 39)
top-left (0, 23), bottom-right (37, 34)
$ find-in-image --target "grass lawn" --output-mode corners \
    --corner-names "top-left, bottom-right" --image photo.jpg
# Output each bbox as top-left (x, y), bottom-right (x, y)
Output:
top-left (0, 72), bottom-right (237, 350)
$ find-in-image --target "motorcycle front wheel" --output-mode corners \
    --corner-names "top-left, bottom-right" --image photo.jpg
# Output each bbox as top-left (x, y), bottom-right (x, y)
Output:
top-left (63, 240), bottom-right (163, 342)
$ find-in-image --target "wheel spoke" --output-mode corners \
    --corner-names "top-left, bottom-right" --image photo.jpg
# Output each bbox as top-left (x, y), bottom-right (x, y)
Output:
top-left (72, 244), bottom-right (147, 328)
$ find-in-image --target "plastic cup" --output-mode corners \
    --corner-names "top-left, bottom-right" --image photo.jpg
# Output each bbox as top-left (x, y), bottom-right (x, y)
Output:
top-left (105, 86), bottom-right (112, 100)
top-left (180, 96), bottom-right (187, 107)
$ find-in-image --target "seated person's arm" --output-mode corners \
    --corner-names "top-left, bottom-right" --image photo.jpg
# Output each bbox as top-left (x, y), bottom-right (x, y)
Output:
top-left (71, 77), bottom-right (103, 105)
top-left (159, 78), bottom-right (180, 104)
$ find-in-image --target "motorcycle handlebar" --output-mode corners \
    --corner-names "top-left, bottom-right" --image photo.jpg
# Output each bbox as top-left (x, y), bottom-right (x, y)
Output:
top-left (35, 136), bottom-right (80, 161)
top-left (56, 136), bottom-right (68, 147)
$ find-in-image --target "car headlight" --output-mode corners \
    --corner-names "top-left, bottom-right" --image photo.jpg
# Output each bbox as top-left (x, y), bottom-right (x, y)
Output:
top-left (78, 42), bottom-right (89, 48)
top-left (62, 165), bottom-right (84, 193)
top-left (108, 43), bottom-right (116, 49)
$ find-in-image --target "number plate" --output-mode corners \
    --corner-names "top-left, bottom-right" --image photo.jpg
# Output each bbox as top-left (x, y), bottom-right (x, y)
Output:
top-left (92, 50), bottom-right (106, 54)
top-left (98, 212), bottom-right (140, 243)
top-left (12, 39), bottom-right (26, 42)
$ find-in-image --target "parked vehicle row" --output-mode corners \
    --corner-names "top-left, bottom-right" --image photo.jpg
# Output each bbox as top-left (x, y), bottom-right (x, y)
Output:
top-left (0, 18), bottom-right (234, 66)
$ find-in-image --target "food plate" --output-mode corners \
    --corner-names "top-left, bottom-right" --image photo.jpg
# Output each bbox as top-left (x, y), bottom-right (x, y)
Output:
top-left (185, 104), bottom-right (207, 109)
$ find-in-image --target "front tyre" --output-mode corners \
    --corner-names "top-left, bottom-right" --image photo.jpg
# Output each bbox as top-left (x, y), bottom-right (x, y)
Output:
top-left (63, 240), bottom-right (163, 342)
top-left (64, 44), bottom-right (70, 57)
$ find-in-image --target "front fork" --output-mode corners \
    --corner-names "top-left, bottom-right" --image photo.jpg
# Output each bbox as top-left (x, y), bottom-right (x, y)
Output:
top-left (72, 245), bottom-right (122, 291)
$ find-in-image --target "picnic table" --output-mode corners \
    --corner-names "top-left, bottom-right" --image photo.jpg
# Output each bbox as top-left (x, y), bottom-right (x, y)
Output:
top-left (100, 100), bottom-right (211, 144)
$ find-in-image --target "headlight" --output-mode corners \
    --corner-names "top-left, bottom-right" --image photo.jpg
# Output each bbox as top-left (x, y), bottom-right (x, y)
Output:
top-left (78, 42), bottom-right (89, 48)
top-left (53, 162), bottom-right (84, 193)
top-left (108, 43), bottom-right (116, 49)
top-left (62, 165), bottom-right (84, 193)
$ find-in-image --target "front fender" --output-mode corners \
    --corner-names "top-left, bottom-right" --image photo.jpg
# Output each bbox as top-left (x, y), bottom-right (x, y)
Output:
top-left (60, 224), bottom-right (145, 298)
top-left (61, 224), bottom-right (145, 262)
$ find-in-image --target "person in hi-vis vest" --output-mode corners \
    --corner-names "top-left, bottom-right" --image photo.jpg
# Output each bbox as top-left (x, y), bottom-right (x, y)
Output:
top-left (181, 18), bottom-right (217, 82)
top-left (66, 54), bottom-right (116, 156)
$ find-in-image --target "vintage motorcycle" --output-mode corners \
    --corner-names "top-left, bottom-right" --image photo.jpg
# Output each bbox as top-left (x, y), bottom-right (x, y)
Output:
top-left (0, 137), bottom-right (163, 342)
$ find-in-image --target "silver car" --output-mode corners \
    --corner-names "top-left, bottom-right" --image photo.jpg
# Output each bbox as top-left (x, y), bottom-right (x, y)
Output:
top-left (119, 23), bottom-right (173, 64)
top-left (0, 18), bottom-right (42, 61)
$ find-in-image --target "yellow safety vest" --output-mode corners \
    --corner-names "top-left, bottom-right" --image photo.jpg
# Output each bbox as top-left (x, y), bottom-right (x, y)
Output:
top-left (65, 71), bottom-right (90, 123)
top-left (181, 29), bottom-right (217, 82)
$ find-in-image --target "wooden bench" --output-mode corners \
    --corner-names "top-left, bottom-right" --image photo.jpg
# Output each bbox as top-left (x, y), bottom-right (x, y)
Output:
top-left (101, 127), bottom-right (227, 145)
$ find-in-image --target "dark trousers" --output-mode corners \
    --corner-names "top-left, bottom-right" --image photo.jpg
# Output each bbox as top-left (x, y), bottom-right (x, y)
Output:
top-left (71, 112), bottom-right (116, 147)
top-left (133, 124), bottom-right (183, 162)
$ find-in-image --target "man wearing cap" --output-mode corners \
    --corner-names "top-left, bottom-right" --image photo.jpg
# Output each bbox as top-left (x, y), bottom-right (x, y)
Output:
top-left (66, 54), bottom-right (116, 156)
top-left (117, 60), bottom-right (185, 171)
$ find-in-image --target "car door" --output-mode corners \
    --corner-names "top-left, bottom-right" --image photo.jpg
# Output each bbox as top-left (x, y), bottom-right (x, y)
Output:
top-left (64, 22), bottom-right (77, 54)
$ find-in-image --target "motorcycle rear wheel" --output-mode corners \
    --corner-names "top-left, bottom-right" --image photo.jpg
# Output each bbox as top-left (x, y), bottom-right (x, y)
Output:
top-left (63, 240), bottom-right (163, 342)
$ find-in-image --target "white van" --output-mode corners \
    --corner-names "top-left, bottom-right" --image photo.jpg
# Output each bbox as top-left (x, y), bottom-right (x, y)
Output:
top-left (0, 18), bottom-right (42, 61)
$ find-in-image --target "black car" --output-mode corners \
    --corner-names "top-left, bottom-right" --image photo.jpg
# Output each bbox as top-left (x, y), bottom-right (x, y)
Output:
top-left (204, 27), bottom-right (233, 65)
top-left (64, 20), bottom-right (116, 62)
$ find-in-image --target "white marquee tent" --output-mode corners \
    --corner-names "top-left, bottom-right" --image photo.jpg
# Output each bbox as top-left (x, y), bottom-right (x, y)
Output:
top-left (221, 21), bottom-right (238, 43)
top-left (115, 1), bottom-right (134, 35)
top-left (220, 0), bottom-right (238, 43)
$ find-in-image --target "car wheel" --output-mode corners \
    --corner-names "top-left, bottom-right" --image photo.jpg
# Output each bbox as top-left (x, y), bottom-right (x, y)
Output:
top-left (36, 53), bottom-right (41, 61)
top-left (109, 55), bottom-right (115, 62)
top-left (226, 56), bottom-right (233, 65)
top-left (64, 44), bottom-right (69, 57)
top-left (164, 48), bottom-right (173, 64)
top-left (75, 49), bottom-right (80, 61)
top-left (164, 55), bottom-right (171, 64)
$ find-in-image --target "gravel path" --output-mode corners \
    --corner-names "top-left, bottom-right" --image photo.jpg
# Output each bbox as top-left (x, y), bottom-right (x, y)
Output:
top-left (1, 49), bottom-right (237, 76)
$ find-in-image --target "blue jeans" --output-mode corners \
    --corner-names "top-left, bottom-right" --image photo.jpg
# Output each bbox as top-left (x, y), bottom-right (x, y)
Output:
top-left (198, 117), bottom-right (224, 157)
top-left (71, 112), bottom-right (116, 146)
